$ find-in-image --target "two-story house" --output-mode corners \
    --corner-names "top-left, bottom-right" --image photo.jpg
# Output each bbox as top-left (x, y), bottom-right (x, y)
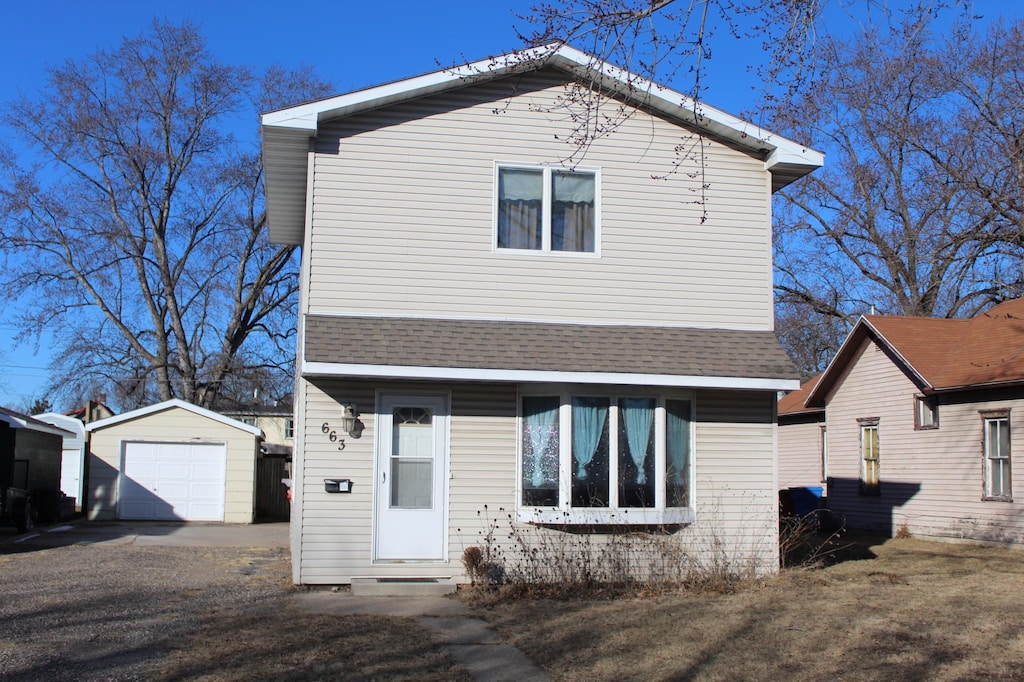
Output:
top-left (261, 44), bottom-right (823, 585)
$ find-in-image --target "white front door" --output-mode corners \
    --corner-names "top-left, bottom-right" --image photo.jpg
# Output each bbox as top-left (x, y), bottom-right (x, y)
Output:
top-left (374, 394), bottom-right (448, 561)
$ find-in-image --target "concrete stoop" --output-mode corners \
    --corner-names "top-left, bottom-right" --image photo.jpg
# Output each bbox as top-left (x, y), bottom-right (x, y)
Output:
top-left (350, 576), bottom-right (457, 597)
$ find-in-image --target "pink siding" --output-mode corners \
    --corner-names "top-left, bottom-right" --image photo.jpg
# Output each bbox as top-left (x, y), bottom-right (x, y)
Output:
top-left (825, 337), bottom-right (1024, 541)
top-left (778, 414), bottom-right (826, 491)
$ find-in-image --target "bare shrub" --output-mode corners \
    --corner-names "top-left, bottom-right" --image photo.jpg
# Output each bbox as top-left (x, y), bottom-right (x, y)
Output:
top-left (459, 504), bottom-right (768, 600)
top-left (779, 509), bottom-right (849, 569)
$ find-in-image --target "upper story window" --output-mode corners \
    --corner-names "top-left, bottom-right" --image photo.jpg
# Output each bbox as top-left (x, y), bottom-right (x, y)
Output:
top-left (519, 389), bottom-right (693, 525)
top-left (285, 418), bottom-right (295, 440)
top-left (915, 395), bottom-right (938, 430)
top-left (496, 164), bottom-right (599, 254)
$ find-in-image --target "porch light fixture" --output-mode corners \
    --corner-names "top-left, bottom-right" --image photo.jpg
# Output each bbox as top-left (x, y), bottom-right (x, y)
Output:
top-left (340, 403), bottom-right (363, 439)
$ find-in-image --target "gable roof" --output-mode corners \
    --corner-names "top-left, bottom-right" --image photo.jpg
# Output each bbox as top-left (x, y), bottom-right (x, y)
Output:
top-left (303, 315), bottom-right (800, 390)
top-left (0, 405), bottom-right (76, 438)
top-left (778, 373), bottom-right (824, 416)
top-left (807, 298), bottom-right (1024, 407)
top-left (262, 43), bottom-right (824, 244)
top-left (86, 398), bottom-right (263, 437)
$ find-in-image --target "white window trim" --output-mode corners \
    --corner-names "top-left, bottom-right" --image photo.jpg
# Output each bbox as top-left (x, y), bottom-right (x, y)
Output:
top-left (982, 411), bottom-right (1011, 501)
top-left (516, 385), bottom-right (695, 525)
top-left (493, 161), bottom-right (602, 257)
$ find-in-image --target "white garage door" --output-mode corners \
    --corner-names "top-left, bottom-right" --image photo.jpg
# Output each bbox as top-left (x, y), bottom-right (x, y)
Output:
top-left (120, 442), bottom-right (227, 521)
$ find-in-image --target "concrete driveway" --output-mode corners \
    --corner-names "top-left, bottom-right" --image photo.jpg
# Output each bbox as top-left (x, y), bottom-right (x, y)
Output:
top-left (0, 519), bottom-right (289, 551)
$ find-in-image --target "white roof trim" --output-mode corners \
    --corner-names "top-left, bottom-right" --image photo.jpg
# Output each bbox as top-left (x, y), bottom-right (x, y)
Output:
top-left (86, 398), bottom-right (263, 437)
top-left (262, 43), bottom-right (821, 164)
top-left (302, 360), bottom-right (800, 392)
top-left (0, 411), bottom-right (75, 438)
top-left (262, 43), bottom-right (823, 244)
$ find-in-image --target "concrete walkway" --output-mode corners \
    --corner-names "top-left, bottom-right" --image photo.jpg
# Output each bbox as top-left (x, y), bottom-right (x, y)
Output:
top-left (295, 592), bottom-right (550, 682)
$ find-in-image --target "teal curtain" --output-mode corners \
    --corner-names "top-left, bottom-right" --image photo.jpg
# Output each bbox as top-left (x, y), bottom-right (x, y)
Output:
top-left (621, 398), bottom-right (655, 484)
top-left (524, 396), bottom-right (559, 487)
top-left (572, 397), bottom-right (607, 480)
top-left (667, 400), bottom-right (691, 486)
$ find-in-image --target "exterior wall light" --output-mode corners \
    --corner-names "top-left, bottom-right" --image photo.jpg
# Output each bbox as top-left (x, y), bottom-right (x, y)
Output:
top-left (340, 403), bottom-right (364, 438)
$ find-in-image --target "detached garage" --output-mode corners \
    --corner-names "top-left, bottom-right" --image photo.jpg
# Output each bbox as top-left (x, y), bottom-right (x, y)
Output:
top-left (86, 399), bottom-right (263, 523)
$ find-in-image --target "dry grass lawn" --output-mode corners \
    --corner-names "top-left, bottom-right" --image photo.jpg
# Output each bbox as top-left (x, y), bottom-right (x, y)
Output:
top-left (468, 536), bottom-right (1024, 681)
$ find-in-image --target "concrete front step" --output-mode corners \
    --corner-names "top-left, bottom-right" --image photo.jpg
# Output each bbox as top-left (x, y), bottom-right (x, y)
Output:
top-left (350, 577), bottom-right (457, 597)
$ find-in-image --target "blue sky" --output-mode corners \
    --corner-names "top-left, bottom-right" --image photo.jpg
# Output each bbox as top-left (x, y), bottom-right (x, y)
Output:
top-left (0, 0), bottom-right (1018, 409)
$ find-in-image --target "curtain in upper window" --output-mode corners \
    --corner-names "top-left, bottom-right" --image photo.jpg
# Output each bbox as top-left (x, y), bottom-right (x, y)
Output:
top-left (497, 168), bottom-right (543, 249)
top-left (551, 171), bottom-right (595, 252)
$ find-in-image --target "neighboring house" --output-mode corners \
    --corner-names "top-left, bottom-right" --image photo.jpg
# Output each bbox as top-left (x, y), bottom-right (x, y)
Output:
top-left (0, 406), bottom-right (73, 526)
top-left (33, 412), bottom-right (87, 510)
top-left (220, 403), bottom-right (295, 452)
top-left (65, 399), bottom-right (115, 424)
top-left (787, 299), bottom-right (1024, 541)
top-left (261, 44), bottom-right (822, 585)
top-left (85, 399), bottom-right (263, 523)
top-left (778, 374), bottom-right (826, 492)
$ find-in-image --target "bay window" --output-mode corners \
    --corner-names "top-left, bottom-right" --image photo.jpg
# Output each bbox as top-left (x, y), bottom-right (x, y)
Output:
top-left (520, 391), bottom-right (693, 524)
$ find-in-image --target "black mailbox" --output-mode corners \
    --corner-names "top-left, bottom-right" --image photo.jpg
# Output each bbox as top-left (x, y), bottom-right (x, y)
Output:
top-left (324, 478), bottom-right (352, 493)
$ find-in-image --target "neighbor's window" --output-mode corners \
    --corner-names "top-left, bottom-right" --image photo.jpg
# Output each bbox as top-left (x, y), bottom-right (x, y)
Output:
top-left (496, 165), bottom-right (598, 253)
top-left (982, 410), bottom-right (1011, 500)
top-left (819, 424), bottom-right (828, 483)
top-left (520, 391), bottom-right (692, 523)
top-left (859, 418), bottom-right (880, 496)
top-left (915, 396), bottom-right (938, 430)
top-left (285, 418), bottom-right (295, 439)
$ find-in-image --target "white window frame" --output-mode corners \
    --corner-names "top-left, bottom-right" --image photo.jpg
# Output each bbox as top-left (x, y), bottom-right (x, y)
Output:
top-left (915, 395), bottom-right (938, 430)
top-left (517, 385), bottom-right (695, 525)
top-left (982, 410), bottom-right (1011, 501)
top-left (285, 418), bottom-right (295, 440)
top-left (493, 162), bottom-right (601, 256)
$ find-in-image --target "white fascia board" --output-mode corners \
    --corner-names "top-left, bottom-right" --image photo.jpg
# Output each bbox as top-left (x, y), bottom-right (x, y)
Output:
top-left (302, 361), bottom-right (799, 392)
top-left (0, 412), bottom-right (75, 438)
top-left (86, 398), bottom-right (263, 437)
top-left (260, 43), bottom-right (821, 173)
top-left (261, 44), bottom-right (554, 130)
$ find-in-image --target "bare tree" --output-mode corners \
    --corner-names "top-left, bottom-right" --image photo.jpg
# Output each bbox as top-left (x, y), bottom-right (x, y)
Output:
top-left (0, 21), bottom-right (332, 410)
top-left (768, 16), bottom-right (1024, 372)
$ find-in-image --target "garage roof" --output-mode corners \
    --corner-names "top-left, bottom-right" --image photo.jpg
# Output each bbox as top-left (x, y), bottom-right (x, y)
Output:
top-left (86, 398), bottom-right (263, 437)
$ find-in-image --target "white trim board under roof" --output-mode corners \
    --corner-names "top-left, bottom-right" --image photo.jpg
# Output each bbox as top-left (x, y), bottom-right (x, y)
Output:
top-left (261, 43), bottom-right (824, 245)
top-left (86, 398), bottom-right (263, 437)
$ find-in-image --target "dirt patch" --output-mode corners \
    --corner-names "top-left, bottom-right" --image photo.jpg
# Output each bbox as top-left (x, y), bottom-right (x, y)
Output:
top-left (0, 543), bottom-right (469, 681)
top-left (468, 537), bottom-right (1024, 681)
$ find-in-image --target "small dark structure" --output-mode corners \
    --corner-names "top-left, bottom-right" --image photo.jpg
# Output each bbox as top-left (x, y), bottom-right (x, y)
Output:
top-left (0, 406), bottom-right (72, 532)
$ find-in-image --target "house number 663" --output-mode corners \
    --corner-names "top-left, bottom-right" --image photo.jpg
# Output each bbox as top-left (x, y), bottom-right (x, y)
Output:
top-left (321, 422), bottom-right (346, 451)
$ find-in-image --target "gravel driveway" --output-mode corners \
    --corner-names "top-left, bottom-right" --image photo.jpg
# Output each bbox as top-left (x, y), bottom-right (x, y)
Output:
top-left (0, 524), bottom-right (467, 681)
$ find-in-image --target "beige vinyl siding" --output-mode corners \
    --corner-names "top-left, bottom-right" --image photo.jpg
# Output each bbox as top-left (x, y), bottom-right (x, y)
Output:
top-left (688, 390), bottom-right (779, 569)
top-left (295, 379), bottom-right (779, 583)
top-left (86, 406), bottom-right (258, 523)
top-left (825, 338), bottom-right (1024, 541)
top-left (778, 414), bottom-right (826, 490)
top-left (305, 70), bottom-right (773, 330)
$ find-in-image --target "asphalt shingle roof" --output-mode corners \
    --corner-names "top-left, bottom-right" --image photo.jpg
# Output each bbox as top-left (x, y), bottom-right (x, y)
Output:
top-left (304, 316), bottom-right (799, 380)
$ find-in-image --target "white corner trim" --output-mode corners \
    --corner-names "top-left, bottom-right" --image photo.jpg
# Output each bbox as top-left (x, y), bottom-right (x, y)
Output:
top-left (86, 398), bottom-right (263, 437)
top-left (302, 361), bottom-right (799, 391)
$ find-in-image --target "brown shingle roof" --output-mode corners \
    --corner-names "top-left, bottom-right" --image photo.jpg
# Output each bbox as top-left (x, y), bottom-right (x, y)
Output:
top-left (778, 373), bottom-right (824, 416)
top-left (304, 316), bottom-right (799, 381)
top-left (808, 298), bottom-right (1024, 406)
